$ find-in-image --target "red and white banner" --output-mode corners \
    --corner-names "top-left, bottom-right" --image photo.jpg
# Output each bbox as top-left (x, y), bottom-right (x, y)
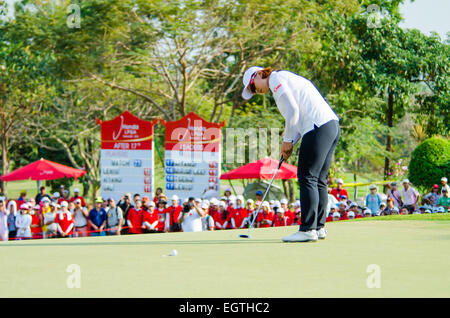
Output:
top-left (161, 112), bottom-right (225, 200)
top-left (97, 111), bottom-right (158, 201)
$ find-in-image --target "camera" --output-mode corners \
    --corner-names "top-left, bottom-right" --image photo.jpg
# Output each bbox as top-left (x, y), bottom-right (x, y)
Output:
top-left (183, 202), bottom-right (193, 213)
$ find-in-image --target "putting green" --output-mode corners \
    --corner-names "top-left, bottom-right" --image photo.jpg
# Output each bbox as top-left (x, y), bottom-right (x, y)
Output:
top-left (1, 215), bottom-right (449, 297)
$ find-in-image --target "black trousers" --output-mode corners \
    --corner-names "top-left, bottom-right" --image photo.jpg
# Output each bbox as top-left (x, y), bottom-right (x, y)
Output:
top-left (298, 120), bottom-right (340, 231)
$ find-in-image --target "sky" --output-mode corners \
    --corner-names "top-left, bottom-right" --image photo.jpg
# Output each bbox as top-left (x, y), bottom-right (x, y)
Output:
top-left (2, 0), bottom-right (449, 41)
top-left (399, 0), bottom-right (449, 41)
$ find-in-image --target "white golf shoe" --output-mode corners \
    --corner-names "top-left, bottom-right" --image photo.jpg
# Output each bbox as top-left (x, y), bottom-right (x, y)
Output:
top-left (317, 228), bottom-right (327, 240)
top-left (282, 230), bottom-right (318, 242)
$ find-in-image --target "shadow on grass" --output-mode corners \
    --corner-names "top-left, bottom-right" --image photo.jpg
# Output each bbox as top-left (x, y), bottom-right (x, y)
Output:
top-left (0, 238), bottom-right (283, 248)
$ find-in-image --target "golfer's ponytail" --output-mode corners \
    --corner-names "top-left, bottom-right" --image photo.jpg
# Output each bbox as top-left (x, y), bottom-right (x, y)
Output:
top-left (260, 67), bottom-right (273, 79)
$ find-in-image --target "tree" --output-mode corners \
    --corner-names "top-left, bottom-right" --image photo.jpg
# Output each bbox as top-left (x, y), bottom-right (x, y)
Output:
top-left (408, 137), bottom-right (450, 192)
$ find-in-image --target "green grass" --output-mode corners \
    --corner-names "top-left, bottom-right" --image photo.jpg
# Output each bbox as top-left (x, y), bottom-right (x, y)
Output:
top-left (350, 213), bottom-right (450, 222)
top-left (1, 217), bottom-right (449, 297)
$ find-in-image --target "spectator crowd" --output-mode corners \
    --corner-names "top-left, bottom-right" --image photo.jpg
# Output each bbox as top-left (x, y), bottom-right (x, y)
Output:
top-left (0, 177), bottom-right (449, 241)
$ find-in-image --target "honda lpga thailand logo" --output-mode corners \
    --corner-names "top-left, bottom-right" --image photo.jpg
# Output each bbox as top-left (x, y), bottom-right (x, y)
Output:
top-left (112, 115), bottom-right (140, 140)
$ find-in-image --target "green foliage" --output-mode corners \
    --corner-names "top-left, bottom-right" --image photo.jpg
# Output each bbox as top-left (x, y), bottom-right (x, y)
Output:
top-left (408, 137), bottom-right (450, 191)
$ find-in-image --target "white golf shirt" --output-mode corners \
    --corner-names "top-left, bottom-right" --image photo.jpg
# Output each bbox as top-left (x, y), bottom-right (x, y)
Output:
top-left (178, 208), bottom-right (203, 232)
top-left (269, 71), bottom-right (339, 142)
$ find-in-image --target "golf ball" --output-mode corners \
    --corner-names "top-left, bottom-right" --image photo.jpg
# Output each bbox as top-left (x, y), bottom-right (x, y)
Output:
top-left (170, 249), bottom-right (178, 256)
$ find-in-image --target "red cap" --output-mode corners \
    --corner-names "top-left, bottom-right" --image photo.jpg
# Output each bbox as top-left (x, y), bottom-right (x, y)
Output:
top-left (433, 184), bottom-right (439, 189)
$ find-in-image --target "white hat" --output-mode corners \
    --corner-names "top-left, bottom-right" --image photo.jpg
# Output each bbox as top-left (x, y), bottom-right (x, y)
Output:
top-left (73, 188), bottom-right (80, 193)
top-left (203, 199), bottom-right (210, 206)
top-left (280, 198), bottom-right (288, 204)
top-left (171, 195), bottom-right (179, 201)
top-left (20, 203), bottom-right (30, 210)
top-left (41, 197), bottom-right (51, 203)
top-left (53, 192), bottom-right (60, 198)
top-left (379, 202), bottom-right (386, 207)
top-left (236, 195), bottom-right (244, 202)
top-left (75, 198), bottom-right (82, 204)
top-left (242, 66), bottom-right (263, 100)
top-left (403, 179), bottom-right (410, 184)
top-left (262, 201), bottom-right (270, 208)
top-left (61, 201), bottom-right (69, 207)
top-left (441, 177), bottom-right (448, 182)
top-left (208, 182), bottom-right (215, 187)
top-left (218, 201), bottom-right (226, 207)
top-left (201, 202), bottom-right (209, 209)
top-left (336, 178), bottom-right (344, 184)
top-left (220, 196), bottom-right (227, 201)
top-left (269, 200), bottom-right (275, 205)
top-left (277, 208), bottom-right (285, 213)
top-left (369, 184), bottom-right (377, 190)
top-left (229, 195), bottom-right (236, 201)
top-left (364, 208), bottom-right (372, 215)
top-left (424, 209), bottom-right (431, 213)
top-left (224, 188), bottom-right (232, 193)
top-left (332, 212), bottom-right (340, 218)
top-left (149, 201), bottom-right (156, 207)
top-left (347, 211), bottom-right (355, 218)
top-left (247, 198), bottom-right (254, 204)
top-left (33, 204), bottom-right (40, 210)
top-left (339, 201), bottom-right (347, 208)
top-left (210, 198), bottom-right (219, 205)
top-left (194, 198), bottom-right (202, 203)
top-left (349, 202), bottom-right (358, 208)
top-left (273, 200), bottom-right (281, 208)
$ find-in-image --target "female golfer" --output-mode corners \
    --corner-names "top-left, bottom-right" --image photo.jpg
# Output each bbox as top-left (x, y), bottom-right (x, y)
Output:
top-left (242, 66), bottom-right (340, 242)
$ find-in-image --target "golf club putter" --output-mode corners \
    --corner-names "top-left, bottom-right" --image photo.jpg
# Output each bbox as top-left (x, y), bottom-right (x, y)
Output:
top-left (239, 135), bottom-right (301, 239)
top-left (238, 157), bottom-right (285, 239)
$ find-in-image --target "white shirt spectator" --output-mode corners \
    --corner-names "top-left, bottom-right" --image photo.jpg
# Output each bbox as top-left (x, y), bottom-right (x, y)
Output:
top-left (402, 186), bottom-right (419, 206)
top-left (178, 208), bottom-right (203, 232)
top-left (15, 213), bottom-right (32, 238)
top-left (43, 211), bottom-right (57, 233)
top-left (72, 207), bottom-right (88, 227)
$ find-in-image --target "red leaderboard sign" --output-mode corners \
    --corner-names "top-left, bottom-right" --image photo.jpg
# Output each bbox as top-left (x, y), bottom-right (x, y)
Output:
top-left (161, 112), bottom-right (225, 199)
top-left (97, 111), bottom-right (158, 201)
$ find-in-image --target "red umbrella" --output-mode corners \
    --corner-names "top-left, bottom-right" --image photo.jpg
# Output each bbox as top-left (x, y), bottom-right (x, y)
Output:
top-left (220, 157), bottom-right (297, 180)
top-left (0, 158), bottom-right (86, 182)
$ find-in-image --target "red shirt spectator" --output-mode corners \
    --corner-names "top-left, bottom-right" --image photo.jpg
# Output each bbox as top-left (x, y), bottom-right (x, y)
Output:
top-left (156, 207), bottom-right (169, 232)
top-left (142, 209), bottom-right (159, 230)
top-left (127, 207), bottom-right (144, 234)
top-left (70, 195), bottom-right (86, 207)
top-left (272, 214), bottom-right (290, 227)
top-left (230, 207), bottom-right (248, 229)
top-left (167, 205), bottom-right (182, 228)
top-left (257, 210), bottom-right (274, 228)
top-left (30, 207), bottom-right (43, 239)
top-left (55, 210), bottom-right (74, 236)
top-left (330, 178), bottom-right (349, 201)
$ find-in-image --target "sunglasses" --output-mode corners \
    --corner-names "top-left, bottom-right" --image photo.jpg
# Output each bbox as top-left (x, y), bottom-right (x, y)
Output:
top-left (248, 72), bottom-right (257, 93)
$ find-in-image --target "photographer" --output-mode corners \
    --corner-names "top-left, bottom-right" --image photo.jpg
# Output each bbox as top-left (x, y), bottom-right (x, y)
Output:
top-left (177, 197), bottom-right (206, 232)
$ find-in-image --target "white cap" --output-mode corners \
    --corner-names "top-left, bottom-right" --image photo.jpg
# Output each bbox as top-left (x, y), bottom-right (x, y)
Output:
top-left (369, 184), bottom-right (377, 190)
top-left (171, 195), bottom-right (179, 201)
top-left (236, 195), bottom-right (244, 202)
top-left (210, 198), bottom-right (219, 205)
top-left (277, 208), bottom-right (285, 213)
top-left (349, 202), bottom-right (358, 208)
top-left (247, 198), bottom-right (254, 204)
top-left (364, 208), bottom-right (372, 215)
top-left (424, 209), bottom-right (431, 213)
top-left (262, 201), bottom-right (270, 208)
top-left (61, 201), bottom-right (69, 208)
top-left (33, 204), bottom-right (40, 210)
top-left (380, 202), bottom-right (386, 207)
top-left (442, 177), bottom-right (448, 182)
top-left (41, 197), bottom-right (51, 203)
top-left (149, 201), bottom-right (156, 207)
top-left (269, 200), bottom-right (275, 205)
top-left (229, 195), bottom-right (236, 202)
top-left (20, 203), bottom-right (30, 210)
top-left (273, 200), bottom-right (281, 208)
top-left (336, 178), bottom-right (344, 184)
top-left (347, 211), bottom-right (355, 218)
top-left (339, 201), bottom-right (347, 208)
top-left (74, 188), bottom-right (80, 193)
top-left (403, 179), bottom-right (410, 184)
top-left (75, 198), bottom-right (82, 204)
top-left (201, 202), bottom-right (209, 209)
top-left (242, 66), bottom-right (263, 100)
top-left (218, 201), bottom-right (226, 207)
top-left (332, 212), bottom-right (340, 218)
top-left (280, 198), bottom-right (288, 204)
top-left (53, 192), bottom-right (60, 198)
